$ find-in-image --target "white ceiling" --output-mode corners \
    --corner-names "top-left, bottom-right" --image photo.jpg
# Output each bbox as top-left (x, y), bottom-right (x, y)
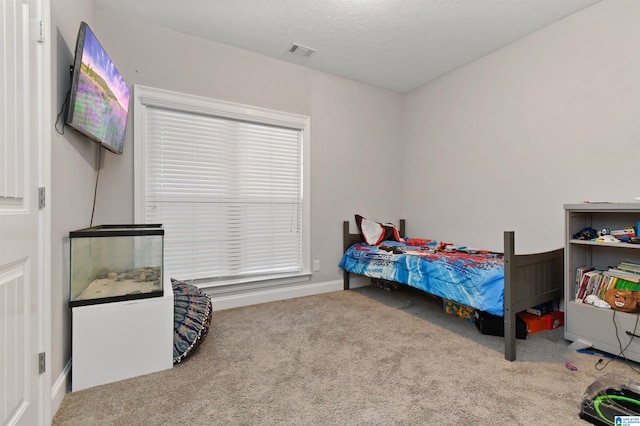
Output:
top-left (94, 0), bottom-right (601, 93)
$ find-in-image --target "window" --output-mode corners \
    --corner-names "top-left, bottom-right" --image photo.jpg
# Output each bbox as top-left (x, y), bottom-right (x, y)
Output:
top-left (134, 86), bottom-right (310, 287)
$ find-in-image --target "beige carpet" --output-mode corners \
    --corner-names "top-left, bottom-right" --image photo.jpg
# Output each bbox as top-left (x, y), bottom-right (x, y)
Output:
top-left (52, 286), bottom-right (640, 425)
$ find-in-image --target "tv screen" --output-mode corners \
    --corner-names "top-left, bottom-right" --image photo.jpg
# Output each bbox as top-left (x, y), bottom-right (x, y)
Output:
top-left (66, 22), bottom-right (130, 154)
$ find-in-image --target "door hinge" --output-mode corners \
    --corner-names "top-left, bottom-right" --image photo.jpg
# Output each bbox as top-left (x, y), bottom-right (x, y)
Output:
top-left (38, 187), bottom-right (45, 209)
top-left (39, 352), bottom-right (46, 374)
top-left (38, 20), bottom-right (45, 43)
top-left (31, 19), bottom-right (45, 43)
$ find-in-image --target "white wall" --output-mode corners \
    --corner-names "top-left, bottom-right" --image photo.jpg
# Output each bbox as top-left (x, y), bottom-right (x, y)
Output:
top-left (93, 10), bottom-right (405, 284)
top-left (402, 0), bottom-right (640, 254)
top-left (50, 0), bottom-right (97, 404)
top-left (49, 4), bottom-right (404, 400)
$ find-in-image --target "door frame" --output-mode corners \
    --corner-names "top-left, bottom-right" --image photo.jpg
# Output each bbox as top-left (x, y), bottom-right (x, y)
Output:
top-left (34, 0), bottom-right (52, 423)
top-left (38, 0), bottom-right (54, 425)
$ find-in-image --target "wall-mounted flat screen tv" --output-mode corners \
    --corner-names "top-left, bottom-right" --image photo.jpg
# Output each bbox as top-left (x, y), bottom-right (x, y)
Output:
top-left (66, 21), bottom-right (130, 154)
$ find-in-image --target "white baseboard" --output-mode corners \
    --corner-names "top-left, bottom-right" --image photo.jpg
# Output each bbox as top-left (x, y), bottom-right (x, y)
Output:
top-left (50, 359), bottom-right (71, 419)
top-left (206, 280), bottom-right (343, 311)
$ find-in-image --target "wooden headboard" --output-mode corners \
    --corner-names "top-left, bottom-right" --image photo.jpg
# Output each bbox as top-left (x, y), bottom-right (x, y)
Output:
top-left (342, 219), bottom-right (406, 290)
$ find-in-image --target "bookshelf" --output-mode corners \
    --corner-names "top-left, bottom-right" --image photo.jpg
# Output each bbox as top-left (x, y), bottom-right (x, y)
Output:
top-left (564, 203), bottom-right (640, 362)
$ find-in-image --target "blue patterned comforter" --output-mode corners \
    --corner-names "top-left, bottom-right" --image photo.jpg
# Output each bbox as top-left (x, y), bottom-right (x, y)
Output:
top-left (339, 239), bottom-right (505, 316)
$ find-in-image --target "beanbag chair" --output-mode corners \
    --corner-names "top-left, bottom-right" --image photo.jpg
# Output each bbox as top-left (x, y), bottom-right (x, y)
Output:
top-left (172, 279), bottom-right (213, 363)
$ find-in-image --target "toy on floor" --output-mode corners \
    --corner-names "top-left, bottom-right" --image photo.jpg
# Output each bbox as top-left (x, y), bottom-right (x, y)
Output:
top-left (564, 361), bottom-right (578, 371)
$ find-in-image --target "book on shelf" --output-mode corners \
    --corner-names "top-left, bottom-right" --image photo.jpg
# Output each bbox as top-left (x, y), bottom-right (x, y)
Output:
top-left (614, 261), bottom-right (640, 276)
top-left (576, 266), bottom-right (594, 285)
top-left (597, 275), bottom-right (617, 299)
top-left (577, 270), bottom-right (604, 301)
top-left (603, 268), bottom-right (640, 283)
top-left (575, 267), bottom-right (595, 300)
top-left (575, 264), bottom-right (640, 303)
top-left (587, 272), bottom-right (603, 298)
top-left (612, 278), bottom-right (640, 292)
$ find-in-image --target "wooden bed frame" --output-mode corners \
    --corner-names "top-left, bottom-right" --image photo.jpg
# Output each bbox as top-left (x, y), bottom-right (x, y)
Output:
top-left (342, 219), bottom-right (564, 361)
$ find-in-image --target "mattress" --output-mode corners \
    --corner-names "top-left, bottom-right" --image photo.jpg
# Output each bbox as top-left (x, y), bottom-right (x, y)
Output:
top-left (339, 239), bottom-right (505, 316)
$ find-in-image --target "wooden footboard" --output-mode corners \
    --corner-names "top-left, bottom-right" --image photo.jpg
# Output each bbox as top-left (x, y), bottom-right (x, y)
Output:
top-left (342, 220), bottom-right (564, 361)
top-left (503, 231), bottom-right (564, 361)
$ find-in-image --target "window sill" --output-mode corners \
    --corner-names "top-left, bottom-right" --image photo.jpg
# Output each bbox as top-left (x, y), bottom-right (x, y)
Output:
top-left (191, 271), bottom-right (313, 296)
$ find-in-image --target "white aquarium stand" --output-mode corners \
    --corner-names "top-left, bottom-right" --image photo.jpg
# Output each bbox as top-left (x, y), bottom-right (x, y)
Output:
top-left (71, 276), bottom-right (174, 392)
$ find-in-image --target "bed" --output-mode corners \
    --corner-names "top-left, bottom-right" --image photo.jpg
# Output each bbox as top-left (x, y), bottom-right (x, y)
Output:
top-left (340, 218), bottom-right (564, 361)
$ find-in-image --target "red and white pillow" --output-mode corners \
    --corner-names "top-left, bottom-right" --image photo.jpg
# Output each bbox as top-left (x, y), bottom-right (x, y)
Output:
top-left (355, 214), bottom-right (403, 246)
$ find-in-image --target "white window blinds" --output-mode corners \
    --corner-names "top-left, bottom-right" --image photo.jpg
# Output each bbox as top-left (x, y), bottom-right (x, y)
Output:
top-left (141, 98), bottom-right (305, 284)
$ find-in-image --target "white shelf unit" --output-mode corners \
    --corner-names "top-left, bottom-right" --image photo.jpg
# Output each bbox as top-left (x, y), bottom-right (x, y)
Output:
top-left (564, 203), bottom-right (640, 362)
top-left (72, 276), bottom-right (174, 391)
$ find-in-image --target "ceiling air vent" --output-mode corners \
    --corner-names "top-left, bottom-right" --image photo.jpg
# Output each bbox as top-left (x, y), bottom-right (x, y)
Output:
top-left (288, 43), bottom-right (316, 58)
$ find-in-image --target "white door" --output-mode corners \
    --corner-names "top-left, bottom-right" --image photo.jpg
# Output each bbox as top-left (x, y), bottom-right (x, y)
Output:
top-left (0, 0), bottom-right (46, 424)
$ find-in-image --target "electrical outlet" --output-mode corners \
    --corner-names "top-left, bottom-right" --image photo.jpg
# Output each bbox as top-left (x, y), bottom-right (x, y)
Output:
top-left (313, 260), bottom-right (320, 271)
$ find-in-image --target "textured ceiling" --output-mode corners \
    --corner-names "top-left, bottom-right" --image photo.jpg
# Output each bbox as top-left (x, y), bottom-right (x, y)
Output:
top-left (94, 0), bottom-right (601, 93)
